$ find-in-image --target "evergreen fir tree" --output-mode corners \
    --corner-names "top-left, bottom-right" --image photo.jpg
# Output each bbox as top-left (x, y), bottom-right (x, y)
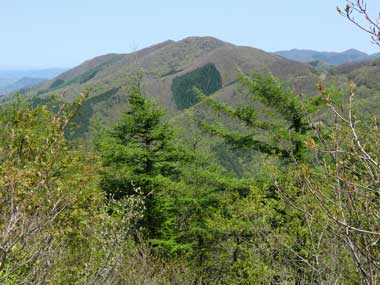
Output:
top-left (97, 77), bottom-right (183, 237)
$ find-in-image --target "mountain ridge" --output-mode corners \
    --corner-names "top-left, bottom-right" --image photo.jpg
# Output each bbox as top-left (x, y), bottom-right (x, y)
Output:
top-left (2, 77), bottom-right (47, 95)
top-left (0, 68), bottom-right (67, 95)
top-left (274, 48), bottom-right (380, 64)
top-left (19, 36), bottom-right (380, 140)
top-left (23, 36), bottom-right (319, 138)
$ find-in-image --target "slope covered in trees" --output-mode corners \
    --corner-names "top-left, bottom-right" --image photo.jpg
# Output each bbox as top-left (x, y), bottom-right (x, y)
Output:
top-left (19, 37), bottom-right (319, 139)
top-left (2, 65), bottom-right (380, 283)
top-left (12, 36), bottom-right (380, 143)
top-left (2, 1), bottom-right (380, 282)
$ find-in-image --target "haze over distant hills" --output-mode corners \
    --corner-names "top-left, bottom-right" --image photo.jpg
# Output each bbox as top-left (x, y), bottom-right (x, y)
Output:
top-left (0, 68), bottom-right (67, 95)
top-left (1, 77), bottom-right (47, 95)
top-left (274, 48), bottom-right (380, 65)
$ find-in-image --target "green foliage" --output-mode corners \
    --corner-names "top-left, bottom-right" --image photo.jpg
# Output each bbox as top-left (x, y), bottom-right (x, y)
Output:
top-left (172, 63), bottom-right (222, 110)
top-left (3, 62), bottom-right (379, 283)
top-left (95, 76), bottom-right (299, 283)
top-left (0, 96), bottom-right (104, 283)
top-left (165, 153), bottom-right (282, 282)
top-left (97, 77), bottom-right (185, 238)
top-left (31, 87), bottom-right (122, 139)
top-left (194, 72), bottom-right (360, 283)
top-left (69, 87), bottom-right (121, 138)
top-left (196, 72), bottom-right (325, 162)
top-left (0, 95), bottom-right (194, 284)
top-left (79, 69), bottom-right (99, 84)
top-left (49, 78), bottom-right (66, 89)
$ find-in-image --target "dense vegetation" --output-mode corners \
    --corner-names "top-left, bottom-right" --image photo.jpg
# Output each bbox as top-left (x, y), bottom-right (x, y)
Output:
top-left (3, 4), bottom-right (380, 280)
top-left (171, 63), bottom-right (222, 110)
top-left (1, 66), bottom-right (380, 284)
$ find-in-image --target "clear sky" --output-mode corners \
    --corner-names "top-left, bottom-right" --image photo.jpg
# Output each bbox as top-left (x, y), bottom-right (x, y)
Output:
top-left (1, 0), bottom-right (380, 68)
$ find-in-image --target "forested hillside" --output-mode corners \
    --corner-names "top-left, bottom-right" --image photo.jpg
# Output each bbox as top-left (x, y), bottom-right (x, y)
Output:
top-left (21, 37), bottom-right (320, 139)
top-left (17, 36), bottom-right (380, 142)
top-left (2, 0), bottom-right (380, 284)
top-left (2, 67), bottom-right (380, 284)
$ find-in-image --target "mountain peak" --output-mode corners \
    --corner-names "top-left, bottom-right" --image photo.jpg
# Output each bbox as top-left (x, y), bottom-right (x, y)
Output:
top-left (176, 36), bottom-right (230, 49)
top-left (342, 48), bottom-right (368, 56)
top-left (180, 36), bottom-right (226, 43)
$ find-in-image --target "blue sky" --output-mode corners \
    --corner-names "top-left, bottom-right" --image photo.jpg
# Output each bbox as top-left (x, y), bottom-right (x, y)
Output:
top-left (1, 0), bottom-right (380, 68)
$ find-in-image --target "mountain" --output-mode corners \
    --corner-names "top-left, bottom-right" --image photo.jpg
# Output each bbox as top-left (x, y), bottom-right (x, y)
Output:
top-left (369, 52), bottom-right (380, 60)
top-left (274, 48), bottom-right (378, 64)
top-left (25, 37), bottom-right (320, 138)
top-left (0, 68), bottom-right (67, 95)
top-left (1, 77), bottom-right (47, 95)
top-left (0, 68), bottom-right (67, 81)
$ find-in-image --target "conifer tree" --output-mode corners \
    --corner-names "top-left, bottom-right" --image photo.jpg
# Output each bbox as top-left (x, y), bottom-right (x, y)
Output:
top-left (195, 72), bottom-right (329, 282)
top-left (97, 76), bottom-right (183, 237)
top-left (196, 72), bottom-right (320, 162)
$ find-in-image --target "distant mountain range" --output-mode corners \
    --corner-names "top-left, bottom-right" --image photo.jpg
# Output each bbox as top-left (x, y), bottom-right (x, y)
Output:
top-left (274, 49), bottom-right (380, 65)
top-left (1, 77), bottom-right (48, 95)
top-left (0, 68), bottom-right (67, 95)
